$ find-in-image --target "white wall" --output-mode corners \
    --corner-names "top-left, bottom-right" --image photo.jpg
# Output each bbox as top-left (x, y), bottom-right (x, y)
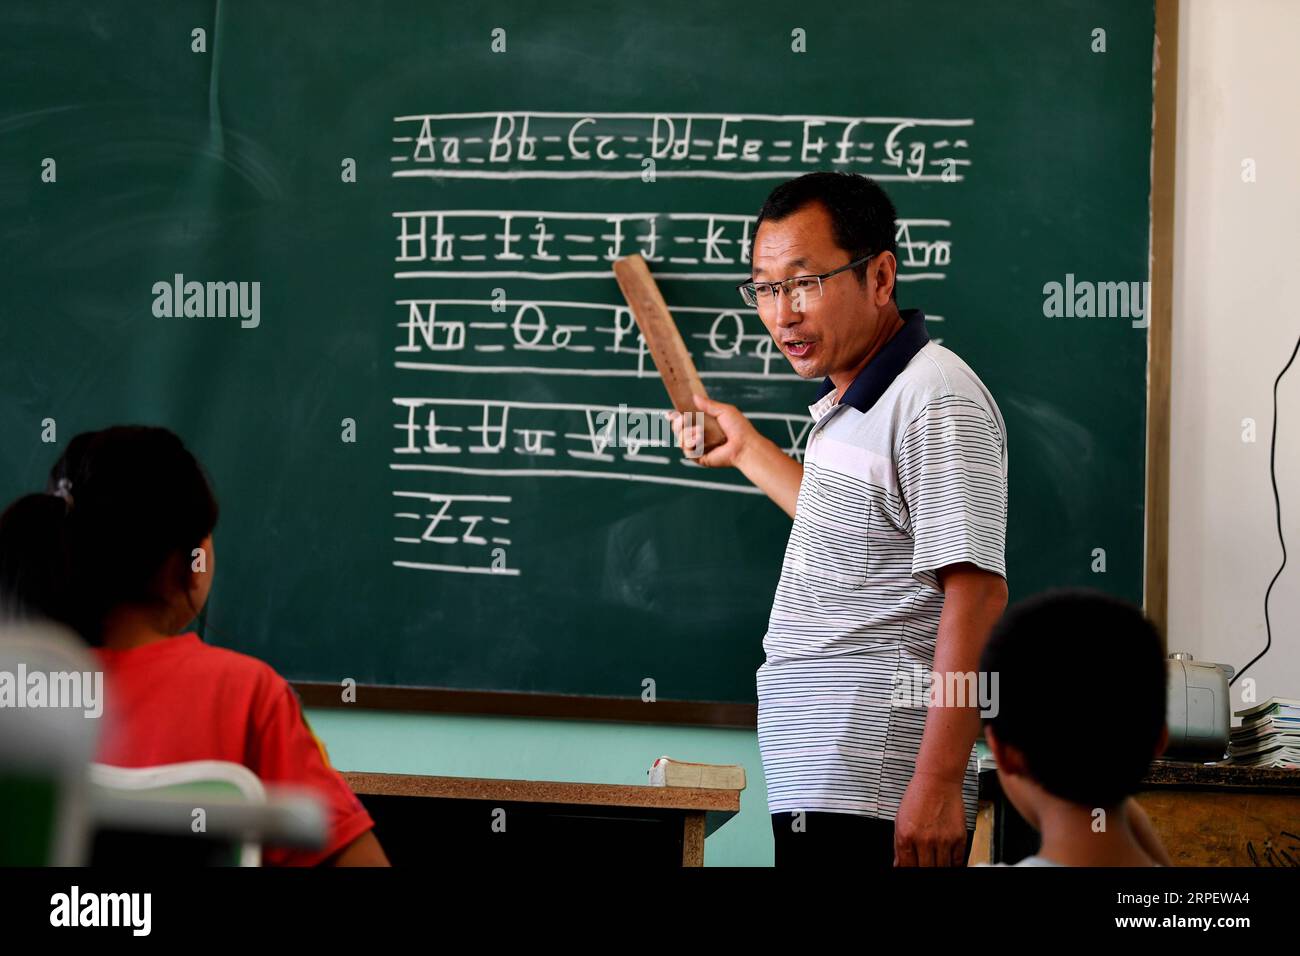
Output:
top-left (1168, 0), bottom-right (1300, 711)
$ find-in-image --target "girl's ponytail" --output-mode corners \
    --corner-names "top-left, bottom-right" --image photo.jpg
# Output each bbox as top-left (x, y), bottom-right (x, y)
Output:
top-left (0, 492), bottom-right (77, 634)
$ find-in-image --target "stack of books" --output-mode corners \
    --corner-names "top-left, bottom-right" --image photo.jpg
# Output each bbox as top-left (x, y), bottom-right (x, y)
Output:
top-left (1229, 697), bottom-right (1300, 768)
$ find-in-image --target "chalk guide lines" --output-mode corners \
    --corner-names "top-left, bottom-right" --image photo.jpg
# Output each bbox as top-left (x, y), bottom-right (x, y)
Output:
top-left (392, 210), bottom-right (952, 281)
top-left (390, 111), bottom-right (972, 182)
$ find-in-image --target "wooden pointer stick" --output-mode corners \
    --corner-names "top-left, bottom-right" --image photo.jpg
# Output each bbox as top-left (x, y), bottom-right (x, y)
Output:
top-left (612, 254), bottom-right (726, 453)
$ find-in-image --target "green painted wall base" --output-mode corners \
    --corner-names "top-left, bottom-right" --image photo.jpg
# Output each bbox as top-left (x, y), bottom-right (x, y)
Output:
top-left (305, 709), bottom-right (771, 867)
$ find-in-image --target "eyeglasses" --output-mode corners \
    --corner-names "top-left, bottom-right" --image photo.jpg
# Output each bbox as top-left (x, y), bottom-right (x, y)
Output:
top-left (737, 254), bottom-right (875, 309)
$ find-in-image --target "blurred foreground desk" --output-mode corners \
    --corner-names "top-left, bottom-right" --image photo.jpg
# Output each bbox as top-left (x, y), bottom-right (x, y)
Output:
top-left (344, 772), bottom-right (741, 867)
top-left (972, 760), bottom-right (1300, 866)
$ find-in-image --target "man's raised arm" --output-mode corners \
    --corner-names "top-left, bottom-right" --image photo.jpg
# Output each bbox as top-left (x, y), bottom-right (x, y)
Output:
top-left (669, 393), bottom-right (804, 519)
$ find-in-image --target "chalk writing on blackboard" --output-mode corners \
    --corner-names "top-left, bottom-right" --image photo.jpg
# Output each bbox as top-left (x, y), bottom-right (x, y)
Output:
top-left (392, 210), bottom-right (952, 282)
top-left (386, 107), bottom-right (974, 576)
top-left (390, 398), bottom-right (809, 490)
top-left (391, 491), bottom-right (517, 576)
top-left (394, 299), bottom-right (800, 380)
top-left (390, 111), bottom-right (972, 182)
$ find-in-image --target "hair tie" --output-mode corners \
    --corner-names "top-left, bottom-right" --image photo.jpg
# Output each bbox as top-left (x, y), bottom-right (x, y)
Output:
top-left (51, 477), bottom-right (74, 510)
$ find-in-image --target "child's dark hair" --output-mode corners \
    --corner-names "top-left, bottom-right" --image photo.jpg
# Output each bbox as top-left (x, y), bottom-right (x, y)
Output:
top-left (0, 426), bottom-right (218, 645)
top-left (979, 589), bottom-right (1167, 809)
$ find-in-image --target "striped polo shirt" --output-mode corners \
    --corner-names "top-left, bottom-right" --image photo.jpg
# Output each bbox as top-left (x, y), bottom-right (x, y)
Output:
top-left (757, 308), bottom-right (1008, 830)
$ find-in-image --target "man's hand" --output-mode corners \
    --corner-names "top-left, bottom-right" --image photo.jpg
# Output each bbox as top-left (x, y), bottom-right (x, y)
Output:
top-left (667, 394), bottom-right (759, 469)
top-left (667, 394), bottom-right (804, 518)
top-left (894, 771), bottom-right (969, 866)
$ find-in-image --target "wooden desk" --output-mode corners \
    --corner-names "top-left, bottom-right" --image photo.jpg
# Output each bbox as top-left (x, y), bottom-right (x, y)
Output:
top-left (343, 772), bottom-right (741, 867)
top-left (972, 761), bottom-right (1300, 866)
top-left (1136, 763), bottom-right (1300, 866)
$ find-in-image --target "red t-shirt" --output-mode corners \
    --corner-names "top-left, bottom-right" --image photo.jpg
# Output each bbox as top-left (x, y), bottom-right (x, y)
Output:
top-left (93, 633), bottom-right (374, 866)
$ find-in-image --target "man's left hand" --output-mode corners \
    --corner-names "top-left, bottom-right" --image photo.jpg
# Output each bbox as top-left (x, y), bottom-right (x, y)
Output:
top-left (894, 771), bottom-right (968, 867)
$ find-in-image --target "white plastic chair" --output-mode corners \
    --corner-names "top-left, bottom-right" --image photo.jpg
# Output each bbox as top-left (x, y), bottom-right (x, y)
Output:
top-left (90, 760), bottom-right (328, 867)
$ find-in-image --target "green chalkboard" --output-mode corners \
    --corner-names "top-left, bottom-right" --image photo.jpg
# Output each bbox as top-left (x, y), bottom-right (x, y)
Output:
top-left (0, 1), bottom-right (1154, 714)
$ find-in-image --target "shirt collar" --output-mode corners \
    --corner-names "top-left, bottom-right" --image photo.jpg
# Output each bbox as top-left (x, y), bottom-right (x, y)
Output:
top-left (813, 308), bottom-right (930, 414)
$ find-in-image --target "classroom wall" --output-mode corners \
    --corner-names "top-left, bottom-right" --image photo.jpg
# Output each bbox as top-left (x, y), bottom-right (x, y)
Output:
top-left (307, 0), bottom-right (1300, 867)
top-left (1167, 0), bottom-right (1300, 708)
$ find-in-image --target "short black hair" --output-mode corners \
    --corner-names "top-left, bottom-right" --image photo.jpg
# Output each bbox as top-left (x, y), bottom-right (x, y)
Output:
top-left (754, 172), bottom-right (898, 295)
top-left (0, 426), bottom-right (219, 645)
top-left (980, 589), bottom-right (1166, 809)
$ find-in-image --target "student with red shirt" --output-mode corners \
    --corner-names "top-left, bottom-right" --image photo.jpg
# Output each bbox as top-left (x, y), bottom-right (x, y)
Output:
top-left (0, 426), bottom-right (388, 866)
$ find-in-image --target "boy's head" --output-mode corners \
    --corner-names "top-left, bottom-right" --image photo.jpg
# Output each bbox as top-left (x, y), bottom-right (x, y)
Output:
top-left (980, 589), bottom-right (1168, 820)
top-left (0, 425), bottom-right (219, 644)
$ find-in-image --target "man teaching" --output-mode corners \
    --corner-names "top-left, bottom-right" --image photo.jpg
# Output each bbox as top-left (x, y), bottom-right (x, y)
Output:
top-left (670, 172), bottom-right (1009, 868)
